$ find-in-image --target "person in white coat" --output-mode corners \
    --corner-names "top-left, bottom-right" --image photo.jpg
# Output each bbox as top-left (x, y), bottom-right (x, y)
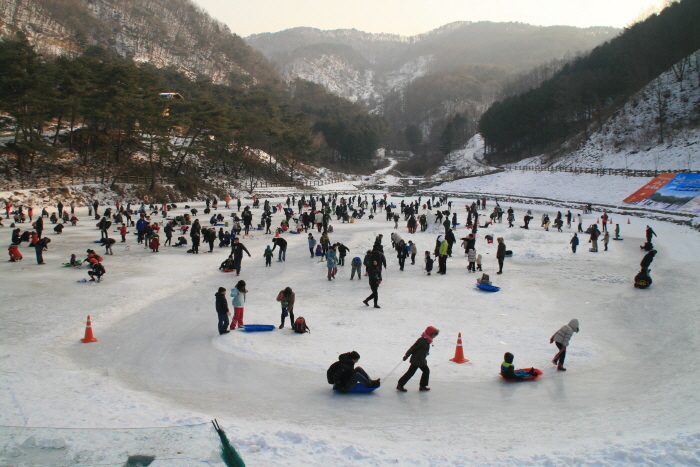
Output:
top-left (550, 319), bottom-right (579, 371)
top-left (230, 280), bottom-right (247, 329)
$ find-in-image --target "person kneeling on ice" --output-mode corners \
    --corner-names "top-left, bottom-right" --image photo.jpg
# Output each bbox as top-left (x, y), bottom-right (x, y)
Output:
top-left (550, 319), bottom-right (579, 371)
top-left (501, 352), bottom-right (536, 381)
top-left (8, 243), bottom-right (22, 262)
top-left (327, 351), bottom-right (380, 392)
top-left (88, 261), bottom-right (106, 282)
top-left (634, 269), bottom-right (652, 288)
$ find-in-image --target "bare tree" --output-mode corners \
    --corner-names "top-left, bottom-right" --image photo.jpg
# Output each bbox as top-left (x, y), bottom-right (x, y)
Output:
top-left (652, 77), bottom-right (667, 144)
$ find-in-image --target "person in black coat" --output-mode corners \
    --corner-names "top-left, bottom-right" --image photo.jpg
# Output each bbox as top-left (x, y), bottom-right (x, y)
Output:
top-left (646, 226), bottom-right (657, 243)
top-left (34, 217), bottom-right (43, 238)
top-left (215, 287), bottom-right (230, 334)
top-left (88, 261), bottom-right (106, 281)
top-left (327, 351), bottom-right (379, 392)
top-left (396, 240), bottom-right (408, 271)
top-left (271, 237), bottom-right (288, 262)
top-left (397, 326), bottom-right (439, 391)
top-left (34, 237), bottom-right (51, 264)
top-left (496, 237), bottom-right (506, 274)
top-left (336, 242), bottom-right (350, 266)
top-left (363, 261), bottom-right (382, 308)
top-left (230, 237), bottom-right (251, 275)
top-left (640, 249), bottom-right (657, 272)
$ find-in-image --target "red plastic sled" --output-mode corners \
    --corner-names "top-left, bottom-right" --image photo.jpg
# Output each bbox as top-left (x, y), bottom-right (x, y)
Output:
top-left (500, 368), bottom-right (542, 381)
top-left (222, 269), bottom-right (234, 273)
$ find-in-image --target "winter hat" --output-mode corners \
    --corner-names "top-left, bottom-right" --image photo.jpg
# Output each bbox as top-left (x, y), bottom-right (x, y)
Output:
top-left (348, 351), bottom-right (360, 361)
top-left (504, 352), bottom-right (514, 364)
top-left (422, 326), bottom-right (439, 343)
top-left (266, 245), bottom-right (270, 248)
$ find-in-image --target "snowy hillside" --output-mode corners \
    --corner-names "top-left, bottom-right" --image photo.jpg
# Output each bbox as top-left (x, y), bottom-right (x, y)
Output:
top-left (512, 51), bottom-right (700, 171)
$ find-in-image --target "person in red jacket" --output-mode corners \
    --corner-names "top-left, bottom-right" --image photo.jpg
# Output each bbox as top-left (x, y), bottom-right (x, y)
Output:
top-left (117, 224), bottom-right (128, 242)
top-left (149, 234), bottom-right (160, 252)
top-left (8, 244), bottom-right (22, 262)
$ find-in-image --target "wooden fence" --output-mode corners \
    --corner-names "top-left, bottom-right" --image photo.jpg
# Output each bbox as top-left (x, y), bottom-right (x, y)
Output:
top-left (504, 166), bottom-right (699, 177)
top-left (1, 174), bottom-right (345, 192)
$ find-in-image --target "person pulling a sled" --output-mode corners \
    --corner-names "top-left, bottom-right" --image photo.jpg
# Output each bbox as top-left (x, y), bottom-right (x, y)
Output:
top-left (550, 319), bottom-right (579, 371)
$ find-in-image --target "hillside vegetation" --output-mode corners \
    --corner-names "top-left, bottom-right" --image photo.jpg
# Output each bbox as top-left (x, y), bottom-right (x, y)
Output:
top-left (478, 0), bottom-right (700, 165)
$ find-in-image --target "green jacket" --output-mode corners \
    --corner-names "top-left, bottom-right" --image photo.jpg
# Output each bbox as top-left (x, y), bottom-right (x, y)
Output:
top-left (438, 240), bottom-right (449, 256)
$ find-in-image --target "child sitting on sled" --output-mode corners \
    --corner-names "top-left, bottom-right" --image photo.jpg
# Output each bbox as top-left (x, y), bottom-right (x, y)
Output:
top-left (501, 352), bottom-right (537, 381)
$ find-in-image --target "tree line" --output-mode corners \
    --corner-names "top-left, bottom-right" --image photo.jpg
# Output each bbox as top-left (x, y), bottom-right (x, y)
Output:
top-left (478, 0), bottom-right (700, 164)
top-left (0, 35), bottom-right (385, 190)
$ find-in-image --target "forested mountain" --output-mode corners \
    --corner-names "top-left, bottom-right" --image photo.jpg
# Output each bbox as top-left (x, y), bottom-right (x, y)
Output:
top-left (479, 0), bottom-right (700, 165)
top-left (0, 0), bottom-right (278, 85)
top-left (246, 22), bottom-right (619, 158)
top-left (0, 0), bottom-right (388, 186)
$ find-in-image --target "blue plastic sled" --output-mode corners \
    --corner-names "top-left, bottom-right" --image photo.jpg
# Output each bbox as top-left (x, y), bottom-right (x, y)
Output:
top-left (476, 283), bottom-right (500, 292)
top-left (93, 240), bottom-right (103, 243)
top-left (333, 383), bottom-right (378, 393)
top-left (241, 324), bottom-right (275, 332)
top-left (613, 238), bottom-right (624, 241)
top-left (215, 223), bottom-right (226, 226)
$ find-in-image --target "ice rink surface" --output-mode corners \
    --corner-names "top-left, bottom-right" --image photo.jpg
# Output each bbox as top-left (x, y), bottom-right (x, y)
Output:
top-left (2, 183), bottom-right (700, 465)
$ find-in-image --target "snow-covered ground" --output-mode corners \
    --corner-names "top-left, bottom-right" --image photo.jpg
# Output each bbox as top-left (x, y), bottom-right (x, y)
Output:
top-left (511, 51), bottom-right (700, 171)
top-left (2, 173), bottom-right (700, 466)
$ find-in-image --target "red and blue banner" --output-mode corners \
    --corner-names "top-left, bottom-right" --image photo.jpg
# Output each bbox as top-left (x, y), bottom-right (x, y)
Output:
top-left (624, 173), bottom-right (700, 212)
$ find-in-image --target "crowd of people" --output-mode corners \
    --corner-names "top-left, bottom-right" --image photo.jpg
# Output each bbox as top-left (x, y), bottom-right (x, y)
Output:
top-left (3, 191), bottom-right (658, 392)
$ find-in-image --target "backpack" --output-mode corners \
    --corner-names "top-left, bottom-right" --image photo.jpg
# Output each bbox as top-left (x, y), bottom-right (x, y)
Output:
top-left (293, 317), bottom-right (310, 334)
top-left (351, 257), bottom-right (362, 266)
top-left (326, 360), bottom-right (339, 384)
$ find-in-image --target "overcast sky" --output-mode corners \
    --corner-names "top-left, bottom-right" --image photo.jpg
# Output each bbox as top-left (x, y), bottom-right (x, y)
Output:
top-left (191, 0), bottom-right (660, 37)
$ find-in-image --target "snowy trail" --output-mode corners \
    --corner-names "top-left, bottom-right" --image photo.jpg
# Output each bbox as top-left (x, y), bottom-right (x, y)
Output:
top-left (58, 198), bottom-right (700, 460)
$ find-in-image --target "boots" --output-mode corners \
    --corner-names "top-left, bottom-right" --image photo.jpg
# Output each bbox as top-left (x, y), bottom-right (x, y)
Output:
top-left (557, 365), bottom-right (566, 371)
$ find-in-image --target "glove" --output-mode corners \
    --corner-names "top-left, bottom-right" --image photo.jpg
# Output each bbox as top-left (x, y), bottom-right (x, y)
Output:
top-left (402, 355), bottom-right (408, 361)
top-left (549, 338), bottom-right (553, 344)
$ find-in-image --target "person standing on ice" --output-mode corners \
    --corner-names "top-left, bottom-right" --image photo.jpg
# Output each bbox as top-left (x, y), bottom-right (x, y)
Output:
top-left (645, 225), bottom-right (657, 243)
top-left (397, 326), bottom-right (439, 391)
top-left (496, 237), bottom-right (506, 274)
top-left (307, 233), bottom-right (317, 258)
top-left (577, 214), bottom-right (583, 233)
top-left (566, 210), bottom-right (572, 228)
top-left (550, 319), bottom-right (579, 371)
top-left (570, 233), bottom-right (579, 253)
top-left (588, 224), bottom-right (600, 252)
top-left (363, 260), bottom-right (382, 308)
top-left (215, 287), bottom-right (230, 335)
top-left (230, 237), bottom-right (251, 276)
top-left (230, 280), bottom-right (247, 329)
top-left (602, 231), bottom-right (610, 251)
top-left (437, 235), bottom-right (448, 274)
top-left (277, 287), bottom-right (295, 329)
top-left (326, 244), bottom-right (338, 280)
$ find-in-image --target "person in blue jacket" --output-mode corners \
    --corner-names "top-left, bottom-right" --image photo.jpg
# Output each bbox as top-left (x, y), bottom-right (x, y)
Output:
top-left (136, 217), bottom-right (147, 244)
top-left (570, 233), bottom-right (579, 253)
top-left (326, 244), bottom-right (338, 281)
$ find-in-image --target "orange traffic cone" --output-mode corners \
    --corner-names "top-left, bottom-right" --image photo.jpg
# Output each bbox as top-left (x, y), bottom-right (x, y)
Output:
top-left (627, 218), bottom-right (631, 224)
top-left (596, 218), bottom-right (599, 224)
top-left (449, 333), bottom-right (469, 363)
top-left (81, 315), bottom-right (97, 343)
top-left (275, 229), bottom-right (280, 237)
